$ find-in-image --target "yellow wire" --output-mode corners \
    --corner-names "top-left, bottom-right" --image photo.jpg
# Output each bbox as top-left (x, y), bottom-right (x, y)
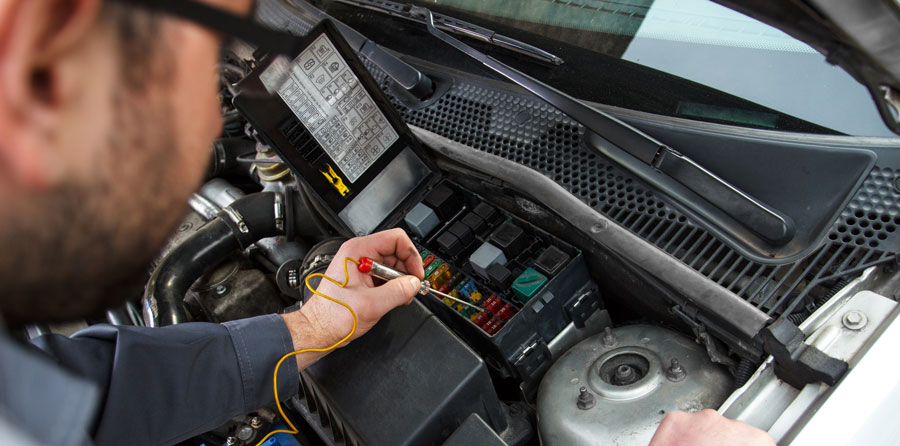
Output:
top-left (254, 257), bottom-right (361, 446)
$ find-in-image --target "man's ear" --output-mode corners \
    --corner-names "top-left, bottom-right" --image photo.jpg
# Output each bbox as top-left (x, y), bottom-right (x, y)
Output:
top-left (0, 0), bottom-right (102, 189)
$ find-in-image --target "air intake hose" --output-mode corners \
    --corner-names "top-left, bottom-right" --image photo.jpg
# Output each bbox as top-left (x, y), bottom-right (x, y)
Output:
top-left (144, 192), bottom-right (284, 327)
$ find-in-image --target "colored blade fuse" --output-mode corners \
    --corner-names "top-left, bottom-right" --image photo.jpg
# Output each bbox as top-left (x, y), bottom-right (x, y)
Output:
top-left (495, 303), bottom-right (514, 321)
top-left (483, 294), bottom-right (503, 314)
top-left (424, 259), bottom-right (443, 278)
top-left (483, 317), bottom-right (504, 335)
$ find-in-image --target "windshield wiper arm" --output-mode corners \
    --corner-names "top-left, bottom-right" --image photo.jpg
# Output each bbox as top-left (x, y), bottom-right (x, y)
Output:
top-left (414, 8), bottom-right (794, 245)
top-left (332, 0), bottom-right (564, 66)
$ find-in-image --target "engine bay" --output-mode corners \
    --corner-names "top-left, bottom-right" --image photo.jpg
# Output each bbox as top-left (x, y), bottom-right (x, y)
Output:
top-left (89, 4), bottom-right (900, 446)
top-left (134, 20), bottom-right (742, 446)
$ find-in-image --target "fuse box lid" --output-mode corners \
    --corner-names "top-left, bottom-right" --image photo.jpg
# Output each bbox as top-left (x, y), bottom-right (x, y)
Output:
top-left (233, 20), bottom-right (436, 236)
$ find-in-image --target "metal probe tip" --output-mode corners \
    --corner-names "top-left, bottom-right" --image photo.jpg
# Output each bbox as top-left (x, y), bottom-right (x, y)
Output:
top-left (428, 286), bottom-right (484, 312)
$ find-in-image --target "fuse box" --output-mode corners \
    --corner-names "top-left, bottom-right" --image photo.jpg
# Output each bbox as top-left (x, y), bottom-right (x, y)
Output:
top-left (387, 180), bottom-right (600, 384)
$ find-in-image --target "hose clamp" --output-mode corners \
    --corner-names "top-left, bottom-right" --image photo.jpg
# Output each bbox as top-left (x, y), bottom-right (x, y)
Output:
top-left (222, 206), bottom-right (249, 234)
top-left (274, 192), bottom-right (285, 232)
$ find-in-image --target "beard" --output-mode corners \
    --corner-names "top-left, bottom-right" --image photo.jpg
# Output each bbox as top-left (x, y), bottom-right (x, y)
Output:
top-left (0, 86), bottom-right (198, 327)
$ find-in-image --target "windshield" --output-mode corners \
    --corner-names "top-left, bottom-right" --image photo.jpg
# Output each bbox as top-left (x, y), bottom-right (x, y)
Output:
top-left (317, 0), bottom-right (895, 137)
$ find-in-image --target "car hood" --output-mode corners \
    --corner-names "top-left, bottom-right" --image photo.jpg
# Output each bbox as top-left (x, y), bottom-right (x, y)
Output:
top-left (713, 0), bottom-right (900, 135)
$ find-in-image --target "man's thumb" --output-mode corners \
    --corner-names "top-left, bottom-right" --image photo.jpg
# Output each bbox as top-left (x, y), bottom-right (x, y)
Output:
top-left (378, 275), bottom-right (421, 307)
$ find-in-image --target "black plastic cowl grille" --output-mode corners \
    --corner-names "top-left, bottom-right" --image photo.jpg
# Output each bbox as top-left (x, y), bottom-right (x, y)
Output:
top-left (367, 63), bottom-right (895, 319)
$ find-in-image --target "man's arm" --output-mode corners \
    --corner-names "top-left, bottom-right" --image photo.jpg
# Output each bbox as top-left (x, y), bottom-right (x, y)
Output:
top-left (31, 314), bottom-right (298, 446)
top-left (30, 229), bottom-right (424, 446)
top-left (649, 409), bottom-right (775, 446)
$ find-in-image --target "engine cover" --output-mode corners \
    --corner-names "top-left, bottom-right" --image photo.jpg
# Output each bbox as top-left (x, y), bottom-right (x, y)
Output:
top-left (536, 325), bottom-right (732, 445)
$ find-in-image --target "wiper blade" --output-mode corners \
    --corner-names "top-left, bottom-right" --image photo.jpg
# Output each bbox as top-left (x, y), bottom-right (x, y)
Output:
top-left (415, 8), bottom-right (795, 245)
top-left (332, 0), bottom-right (564, 66)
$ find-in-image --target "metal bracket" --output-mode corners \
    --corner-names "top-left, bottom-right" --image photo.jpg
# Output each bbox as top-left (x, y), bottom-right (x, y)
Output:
top-left (673, 305), bottom-right (736, 369)
top-left (564, 285), bottom-right (600, 329)
top-left (512, 337), bottom-right (551, 383)
top-left (762, 318), bottom-right (849, 388)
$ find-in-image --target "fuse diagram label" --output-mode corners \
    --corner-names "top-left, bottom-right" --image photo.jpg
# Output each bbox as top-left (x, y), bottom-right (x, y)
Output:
top-left (260, 34), bottom-right (398, 183)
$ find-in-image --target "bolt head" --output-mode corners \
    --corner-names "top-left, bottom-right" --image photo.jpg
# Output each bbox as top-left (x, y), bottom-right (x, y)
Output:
top-left (236, 426), bottom-right (254, 441)
top-left (842, 310), bottom-right (868, 330)
top-left (215, 285), bottom-right (228, 295)
top-left (576, 386), bottom-right (596, 410)
top-left (601, 327), bottom-right (617, 347)
top-left (666, 358), bottom-right (687, 382)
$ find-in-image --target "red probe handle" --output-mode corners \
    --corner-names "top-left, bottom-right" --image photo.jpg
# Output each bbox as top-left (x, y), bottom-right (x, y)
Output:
top-left (358, 256), bottom-right (373, 273)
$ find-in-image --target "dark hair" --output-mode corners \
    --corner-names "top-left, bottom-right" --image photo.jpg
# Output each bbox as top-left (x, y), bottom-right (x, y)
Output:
top-left (99, 3), bottom-right (171, 89)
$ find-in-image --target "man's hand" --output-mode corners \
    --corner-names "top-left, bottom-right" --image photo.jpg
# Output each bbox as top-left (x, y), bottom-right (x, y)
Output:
top-left (650, 409), bottom-right (775, 446)
top-left (280, 229), bottom-right (424, 370)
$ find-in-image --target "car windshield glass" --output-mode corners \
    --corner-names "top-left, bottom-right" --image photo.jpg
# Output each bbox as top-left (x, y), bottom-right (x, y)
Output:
top-left (323, 0), bottom-right (894, 137)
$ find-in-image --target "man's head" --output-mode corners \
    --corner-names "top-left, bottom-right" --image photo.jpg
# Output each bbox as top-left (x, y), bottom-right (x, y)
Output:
top-left (0, 0), bottom-right (251, 326)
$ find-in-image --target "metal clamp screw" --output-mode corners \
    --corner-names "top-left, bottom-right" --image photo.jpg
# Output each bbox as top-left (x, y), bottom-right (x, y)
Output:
top-left (287, 269), bottom-right (299, 288)
top-left (274, 192), bottom-right (284, 232)
top-left (222, 206), bottom-right (249, 234)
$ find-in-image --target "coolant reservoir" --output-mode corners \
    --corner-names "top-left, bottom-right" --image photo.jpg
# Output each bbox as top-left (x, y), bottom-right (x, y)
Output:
top-left (537, 325), bottom-right (733, 445)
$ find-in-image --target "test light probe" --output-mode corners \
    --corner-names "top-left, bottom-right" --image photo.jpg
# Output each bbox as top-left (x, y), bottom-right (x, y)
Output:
top-left (357, 256), bottom-right (484, 312)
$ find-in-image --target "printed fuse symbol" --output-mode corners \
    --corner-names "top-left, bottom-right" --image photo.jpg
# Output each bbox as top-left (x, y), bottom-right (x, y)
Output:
top-left (320, 164), bottom-right (350, 197)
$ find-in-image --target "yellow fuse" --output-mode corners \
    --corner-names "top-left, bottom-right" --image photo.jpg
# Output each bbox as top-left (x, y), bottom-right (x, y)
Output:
top-left (429, 264), bottom-right (451, 287)
top-left (470, 292), bottom-right (483, 303)
top-left (450, 289), bottom-right (460, 298)
top-left (469, 312), bottom-right (480, 321)
top-left (442, 297), bottom-right (454, 306)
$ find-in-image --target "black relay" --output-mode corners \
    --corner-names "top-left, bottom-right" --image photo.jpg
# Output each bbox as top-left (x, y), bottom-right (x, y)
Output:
top-left (437, 232), bottom-right (465, 256)
top-left (472, 203), bottom-right (501, 225)
top-left (448, 221), bottom-right (475, 245)
top-left (490, 221), bottom-right (528, 257)
top-left (534, 246), bottom-right (570, 277)
top-left (487, 263), bottom-right (514, 288)
top-left (460, 212), bottom-right (487, 234)
top-left (424, 185), bottom-right (462, 220)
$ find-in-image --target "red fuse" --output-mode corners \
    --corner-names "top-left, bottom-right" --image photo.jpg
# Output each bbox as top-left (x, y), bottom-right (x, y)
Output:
top-left (423, 254), bottom-right (435, 268)
top-left (483, 317), bottom-right (504, 335)
top-left (495, 303), bottom-right (514, 321)
top-left (439, 284), bottom-right (451, 293)
top-left (472, 311), bottom-right (490, 328)
top-left (482, 294), bottom-right (502, 313)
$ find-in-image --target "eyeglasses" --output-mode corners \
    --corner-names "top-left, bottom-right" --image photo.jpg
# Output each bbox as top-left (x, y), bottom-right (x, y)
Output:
top-left (108, 0), bottom-right (306, 57)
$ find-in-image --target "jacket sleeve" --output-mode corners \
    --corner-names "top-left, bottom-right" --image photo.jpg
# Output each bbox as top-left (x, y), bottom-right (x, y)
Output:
top-left (28, 314), bottom-right (300, 446)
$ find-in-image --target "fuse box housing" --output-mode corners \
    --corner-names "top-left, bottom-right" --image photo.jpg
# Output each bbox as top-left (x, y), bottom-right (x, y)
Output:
top-left (386, 180), bottom-right (600, 385)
